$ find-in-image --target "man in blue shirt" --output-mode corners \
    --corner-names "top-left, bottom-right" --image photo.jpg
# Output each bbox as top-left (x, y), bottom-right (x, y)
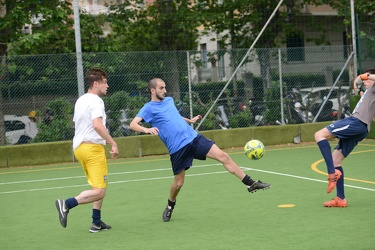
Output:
top-left (130, 78), bottom-right (271, 222)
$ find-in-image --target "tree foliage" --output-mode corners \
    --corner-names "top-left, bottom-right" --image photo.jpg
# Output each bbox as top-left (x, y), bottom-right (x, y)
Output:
top-left (0, 0), bottom-right (108, 56)
top-left (106, 0), bottom-right (203, 52)
top-left (105, 0), bottom-right (205, 98)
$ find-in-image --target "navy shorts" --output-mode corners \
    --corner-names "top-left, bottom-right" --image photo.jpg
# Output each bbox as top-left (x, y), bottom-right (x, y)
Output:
top-left (170, 134), bottom-right (215, 175)
top-left (326, 116), bottom-right (368, 157)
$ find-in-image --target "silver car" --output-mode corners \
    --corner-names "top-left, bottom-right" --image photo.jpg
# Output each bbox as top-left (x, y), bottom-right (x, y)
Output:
top-left (4, 115), bottom-right (30, 145)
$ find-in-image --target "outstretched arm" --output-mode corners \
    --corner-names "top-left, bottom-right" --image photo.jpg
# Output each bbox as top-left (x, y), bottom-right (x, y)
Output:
top-left (353, 75), bottom-right (362, 92)
top-left (130, 116), bottom-right (159, 135)
top-left (183, 115), bottom-right (202, 124)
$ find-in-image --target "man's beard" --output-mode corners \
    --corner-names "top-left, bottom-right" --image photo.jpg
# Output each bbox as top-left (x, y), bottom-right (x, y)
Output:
top-left (156, 93), bottom-right (165, 101)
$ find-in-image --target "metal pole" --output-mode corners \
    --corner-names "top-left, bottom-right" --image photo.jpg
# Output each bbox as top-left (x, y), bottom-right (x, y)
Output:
top-left (312, 52), bottom-right (354, 122)
top-left (279, 49), bottom-right (285, 124)
top-left (73, 0), bottom-right (85, 97)
top-left (355, 14), bottom-right (362, 73)
top-left (195, 0), bottom-right (284, 130)
top-left (350, 0), bottom-right (357, 76)
top-left (187, 51), bottom-right (193, 122)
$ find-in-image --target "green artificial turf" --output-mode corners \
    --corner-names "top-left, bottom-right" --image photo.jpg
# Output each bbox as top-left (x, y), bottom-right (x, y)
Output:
top-left (1, 140), bottom-right (374, 250)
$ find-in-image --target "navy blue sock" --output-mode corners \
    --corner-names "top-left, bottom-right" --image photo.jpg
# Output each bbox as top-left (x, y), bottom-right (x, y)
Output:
top-left (317, 140), bottom-right (335, 174)
top-left (336, 166), bottom-right (345, 199)
top-left (92, 209), bottom-right (102, 225)
top-left (65, 198), bottom-right (78, 209)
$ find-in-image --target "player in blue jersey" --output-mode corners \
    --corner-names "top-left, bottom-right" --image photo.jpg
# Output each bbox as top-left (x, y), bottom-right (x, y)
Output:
top-left (130, 78), bottom-right (271, 222)
top-left (314, 68), bottom-right (375, 207)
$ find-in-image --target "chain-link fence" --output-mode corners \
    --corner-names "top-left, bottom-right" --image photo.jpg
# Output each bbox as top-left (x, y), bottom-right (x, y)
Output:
top-left (1, 45), bottom-right (374, 145)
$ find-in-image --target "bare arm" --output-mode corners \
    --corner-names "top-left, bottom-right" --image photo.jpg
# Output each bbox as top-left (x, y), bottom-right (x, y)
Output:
top-left (130, 116), bottom-right (159, 135)
top-left (353, 75), bottom-right (362, 92)
top-left (183, 115), bottom-right (202, 124)
top-left (92, 117), bottom-right (119, 158)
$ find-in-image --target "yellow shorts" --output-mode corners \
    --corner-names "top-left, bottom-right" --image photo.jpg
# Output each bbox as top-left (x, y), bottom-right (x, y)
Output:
top-left (74, 144), bottom-right (108, 188)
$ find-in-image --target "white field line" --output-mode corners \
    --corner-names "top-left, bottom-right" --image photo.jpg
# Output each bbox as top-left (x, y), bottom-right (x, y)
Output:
top-left (1, 164), bottom-right (374, 194)
top-left (242, 167), bottom-right (375, 192)
top-left (0, 164), bottom-right (220, 185)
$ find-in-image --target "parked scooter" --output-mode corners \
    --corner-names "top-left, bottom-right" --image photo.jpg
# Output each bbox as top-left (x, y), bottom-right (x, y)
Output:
top-left (310, 100), bottom-right (341, 122)
top-left (215, 105), bottom-right (230, 129)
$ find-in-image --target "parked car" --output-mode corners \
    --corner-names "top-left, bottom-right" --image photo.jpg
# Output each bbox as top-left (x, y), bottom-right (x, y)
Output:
top-left (4, 115), bottom-right (30, 144)
top-left (299, 86), bottom-right (350, 113)
top-left (299, 86), bottom-right (350, 120)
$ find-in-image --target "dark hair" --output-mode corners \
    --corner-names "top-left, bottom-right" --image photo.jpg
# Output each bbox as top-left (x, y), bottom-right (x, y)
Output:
top-left (148, 78), bottom-right (163, 92)
top-left (363, 68), bottom-right (375, 74)
top-left (85, 68), bottom-right (107, 88)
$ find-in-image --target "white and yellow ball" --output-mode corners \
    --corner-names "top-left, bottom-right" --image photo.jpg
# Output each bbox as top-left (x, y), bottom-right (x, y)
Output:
top-left (244, 139), bottom-right (265, 160)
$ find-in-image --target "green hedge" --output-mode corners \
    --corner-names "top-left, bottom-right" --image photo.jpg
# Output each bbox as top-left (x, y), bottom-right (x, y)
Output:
top-left (1, 121), bottom-right (373, 168)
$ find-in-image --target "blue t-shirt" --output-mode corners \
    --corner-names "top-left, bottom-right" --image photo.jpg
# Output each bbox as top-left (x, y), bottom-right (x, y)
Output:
top-left (137, 97), bottom-right (198, 154)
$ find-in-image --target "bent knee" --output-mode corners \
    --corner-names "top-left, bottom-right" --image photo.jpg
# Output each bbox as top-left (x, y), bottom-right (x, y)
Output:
top-left (314, 128), bottom-right (332, 142)
top-left (94, 188), bottom-right (106, 199)
top-left (173, 182), bottom-right (184, 190)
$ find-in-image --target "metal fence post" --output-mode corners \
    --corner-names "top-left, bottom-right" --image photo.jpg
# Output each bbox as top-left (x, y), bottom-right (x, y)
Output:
top-left (279, 49), bottom-right (285, 125)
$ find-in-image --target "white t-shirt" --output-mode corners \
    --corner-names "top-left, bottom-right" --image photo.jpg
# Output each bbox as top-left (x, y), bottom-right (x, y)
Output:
top-left (25, 120), bottom-right (38, 138)
top-left (72, 93), bottom-right (107, 150)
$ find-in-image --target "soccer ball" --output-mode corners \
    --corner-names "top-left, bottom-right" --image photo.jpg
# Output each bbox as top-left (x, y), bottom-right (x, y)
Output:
top-left (244, 139), bottom-right (265, 160)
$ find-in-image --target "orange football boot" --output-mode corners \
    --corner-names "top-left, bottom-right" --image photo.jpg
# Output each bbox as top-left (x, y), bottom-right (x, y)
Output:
top-left (327, 169), bottom-right (342, 194)
top-left (323, 196), bottom-right (348, 208)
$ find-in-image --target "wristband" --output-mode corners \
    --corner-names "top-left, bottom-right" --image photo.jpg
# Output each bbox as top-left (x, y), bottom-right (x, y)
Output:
top-left (360, 73), bottom-right (369, 81)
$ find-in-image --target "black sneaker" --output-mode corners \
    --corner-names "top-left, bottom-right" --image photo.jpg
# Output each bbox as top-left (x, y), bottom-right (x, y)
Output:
top-left (55, 199), bottom-right (69, 228)
top-left (89, 222), bottom-right (112, 233)
top-left (162, 206), bottom-right (173, 222)
top-left (247, 180), bottom-right (271, 193)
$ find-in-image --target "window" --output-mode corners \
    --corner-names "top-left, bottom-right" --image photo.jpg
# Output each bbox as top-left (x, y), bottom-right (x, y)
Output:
top-left (217, 42), bottom-right (226, 78)
top-left (286, 33), bottom-right (305, 62)
top-left (5, 120), bottom-right (26, 132)
top-left (200, 43), bottom-right (208, 69)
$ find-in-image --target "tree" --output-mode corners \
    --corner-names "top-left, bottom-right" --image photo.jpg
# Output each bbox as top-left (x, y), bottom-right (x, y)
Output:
top-left (199, 0), bottom-right (374, 89)
top-left (0, 0), bottom-right (111, 55)
top-left (33, 97), bottom-right (74, 143)
top-left (106, 0), bottom-right (204, 99)
top-left (0, 0), bottom-right (114, 145)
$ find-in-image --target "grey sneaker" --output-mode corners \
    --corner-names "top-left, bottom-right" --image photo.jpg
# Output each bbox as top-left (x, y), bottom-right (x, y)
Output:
top-left (162, 206), bottom-right (173, 222)
top-left (247, 180), bottom-right (271, 193)
top-left (89, 222), bottom-right (112, 233)
top-left (55, 199), bottom-right (69, 228)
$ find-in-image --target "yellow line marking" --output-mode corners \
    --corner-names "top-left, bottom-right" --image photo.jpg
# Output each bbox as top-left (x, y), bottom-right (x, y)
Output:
top-left (311, 149), bottom-right (375, 185)
top-left (278, 204), bottom-right (295, 208)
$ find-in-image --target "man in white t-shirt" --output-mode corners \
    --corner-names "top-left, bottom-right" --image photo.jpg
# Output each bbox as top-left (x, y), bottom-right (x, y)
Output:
top-left (55, 68), bottom-right (119, 233)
